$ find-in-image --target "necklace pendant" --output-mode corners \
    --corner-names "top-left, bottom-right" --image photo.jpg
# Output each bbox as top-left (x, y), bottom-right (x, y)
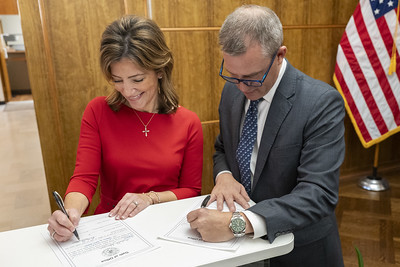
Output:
top-left (143, 126), bottom-right (150, 137)
top-left (133, 110), bottom-right (156, 138)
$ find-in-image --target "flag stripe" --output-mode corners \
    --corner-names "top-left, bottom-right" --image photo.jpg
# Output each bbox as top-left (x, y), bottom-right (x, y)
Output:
top-left (340, 29), bottom-right (388, 135)
top-left (362, 4), bottom-right (400, 90)
top-left (356, 4), bottom-right (400, 127)
top-left (336, 44), bottom-right (380, 140)
top-left (379, 9), bottom-right (400, 117)
top-left (334, 63), bottom-right (372, 142)
top-left (375, 9), bottom-right (400, 79)
top-left (345, 14), bottom-right (392, 134)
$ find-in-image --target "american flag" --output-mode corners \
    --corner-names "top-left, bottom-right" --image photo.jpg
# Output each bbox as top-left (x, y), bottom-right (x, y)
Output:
top-left (333, 0), bottom-right (400, 148)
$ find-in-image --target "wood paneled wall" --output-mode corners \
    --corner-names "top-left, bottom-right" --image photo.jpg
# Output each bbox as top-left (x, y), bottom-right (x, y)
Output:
top-left (18, 0), bottom-right (400, 214)
top-left (0, 0), bottom-right (18, 15)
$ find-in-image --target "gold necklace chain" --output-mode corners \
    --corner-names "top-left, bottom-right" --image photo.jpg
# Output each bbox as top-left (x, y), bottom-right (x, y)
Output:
top-left (133, 110), bottom-right (156, 137)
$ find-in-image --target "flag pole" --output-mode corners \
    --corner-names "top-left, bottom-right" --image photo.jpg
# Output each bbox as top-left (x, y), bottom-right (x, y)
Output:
top-left (358, 143), bottom-right (390, 191)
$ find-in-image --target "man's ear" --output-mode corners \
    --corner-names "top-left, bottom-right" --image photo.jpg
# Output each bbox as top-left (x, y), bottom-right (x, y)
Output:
top-left (277, 46), bottom-right (287, 64)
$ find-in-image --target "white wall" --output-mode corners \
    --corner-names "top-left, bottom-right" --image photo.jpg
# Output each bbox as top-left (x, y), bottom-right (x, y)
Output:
top-left (0, 15), bottom-right (22, 34)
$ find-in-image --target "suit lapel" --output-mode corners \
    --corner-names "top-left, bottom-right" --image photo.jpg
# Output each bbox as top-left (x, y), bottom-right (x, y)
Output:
top-left (252, 62), bottom-right (296, 189)
top-left (231, 92), bottom-right (246, 180)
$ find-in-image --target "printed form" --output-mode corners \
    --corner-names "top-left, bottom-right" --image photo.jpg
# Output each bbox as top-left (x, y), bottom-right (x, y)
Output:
top-left (42, 213), bottom-right (158, 266)
top-left (159, 198), bottom-right (255, 251)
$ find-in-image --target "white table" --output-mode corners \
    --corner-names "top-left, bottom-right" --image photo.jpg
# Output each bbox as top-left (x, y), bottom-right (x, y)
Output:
top-left (0, 196), bottom-right (293, 266)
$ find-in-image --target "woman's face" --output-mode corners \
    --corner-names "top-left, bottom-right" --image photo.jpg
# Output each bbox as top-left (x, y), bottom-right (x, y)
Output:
top-left (110, 58), bottom-right (160, 113)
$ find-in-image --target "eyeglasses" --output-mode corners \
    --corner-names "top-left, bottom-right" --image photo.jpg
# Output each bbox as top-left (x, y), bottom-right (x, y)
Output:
top-left (219, 52), bottom-right (277, 87)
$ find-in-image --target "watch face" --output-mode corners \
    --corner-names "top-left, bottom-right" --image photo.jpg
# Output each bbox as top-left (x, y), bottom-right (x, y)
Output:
top-left (231, 218), bottom-right (246, 233)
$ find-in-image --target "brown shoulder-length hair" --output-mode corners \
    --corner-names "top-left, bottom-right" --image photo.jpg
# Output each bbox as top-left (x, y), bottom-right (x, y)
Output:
top-left (100, 15), bottom-right (178, 114)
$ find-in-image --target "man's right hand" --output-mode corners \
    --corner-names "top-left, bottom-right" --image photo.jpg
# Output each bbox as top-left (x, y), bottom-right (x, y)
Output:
top-left (47, 208), bottom-right (80, 242)
top-left (208, 173), bottom-right (250, 212)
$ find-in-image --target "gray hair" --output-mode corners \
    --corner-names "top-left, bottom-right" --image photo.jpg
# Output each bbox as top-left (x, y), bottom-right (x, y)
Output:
top-left (219, 5), bottom-right (283, 57)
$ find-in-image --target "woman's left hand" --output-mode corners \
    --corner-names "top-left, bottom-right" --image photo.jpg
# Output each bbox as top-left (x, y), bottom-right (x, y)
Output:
top-left (108, 193), bottom-right (152, 220)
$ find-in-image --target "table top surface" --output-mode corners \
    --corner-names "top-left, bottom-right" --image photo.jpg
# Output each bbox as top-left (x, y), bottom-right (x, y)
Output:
top-left (0, 196), bottom-right (294, 267)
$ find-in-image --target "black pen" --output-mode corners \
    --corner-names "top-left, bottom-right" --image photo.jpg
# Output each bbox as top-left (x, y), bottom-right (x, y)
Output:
top-left (52, 191), bottom-right (80, 241)
top-left (201, 195), bottom-right (211, 208)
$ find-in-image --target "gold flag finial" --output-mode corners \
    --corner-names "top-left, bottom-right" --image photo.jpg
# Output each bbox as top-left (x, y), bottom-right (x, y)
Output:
top-left (389, 1), bottom-right (400, 75)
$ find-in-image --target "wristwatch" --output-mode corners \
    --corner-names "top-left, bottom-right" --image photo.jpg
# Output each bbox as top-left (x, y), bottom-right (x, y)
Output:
top-left (229, 212), bottom-right (246, 237)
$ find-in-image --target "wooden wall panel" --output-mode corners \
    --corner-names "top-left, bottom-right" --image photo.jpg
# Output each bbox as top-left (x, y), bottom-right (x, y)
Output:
top-left (0, 0), bottom-right (18, 15)
top-left (301, 29), bottom-right (340, 83)
top-left (45, 0), bottom-right (124, 147)
top-left (306, 1), bottom-right (335, 24)
top-left (269, 1), bottom-right (307, 25)
top-left (18, 0), bottom-right (69, 208)
top-left (18, 0), bottom-right (400, 215)
top-left (281, 29), bottom-right (304, 70)
top-left (152, 0), bottom-right (211, 27)
top-left (125, 0), bottom-right (147, 16)
top-left (164, 31), bottom-right (224, 121)
top-left (201, 122), bottom-right (220, 195)
top-left (333, 0), bottom-right (360, 25)
top-left (282, 28), bottom-right (342, 85)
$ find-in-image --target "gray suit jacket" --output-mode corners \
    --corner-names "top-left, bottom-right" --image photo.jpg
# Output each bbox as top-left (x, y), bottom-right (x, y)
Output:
top-left (214, 61), bottom-right (345, 265)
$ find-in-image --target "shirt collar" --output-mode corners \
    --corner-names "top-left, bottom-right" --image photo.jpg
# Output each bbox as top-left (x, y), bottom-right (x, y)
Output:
top-left (262, 58), bottom-right (287, 103)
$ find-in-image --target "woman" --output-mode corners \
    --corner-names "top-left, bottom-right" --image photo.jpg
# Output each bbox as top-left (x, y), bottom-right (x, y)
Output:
top-left (47, 15), bottom-right (203, 242)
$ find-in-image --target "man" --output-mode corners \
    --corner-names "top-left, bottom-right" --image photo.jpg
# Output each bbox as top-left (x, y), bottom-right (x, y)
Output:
top-left (187, 5), bottom-right (345, 267)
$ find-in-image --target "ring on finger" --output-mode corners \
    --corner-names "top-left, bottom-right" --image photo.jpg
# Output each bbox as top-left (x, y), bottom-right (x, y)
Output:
top-left (51, 230), bottom-right (57, 238)
top-left (133, 201), bottom-right (139, 206)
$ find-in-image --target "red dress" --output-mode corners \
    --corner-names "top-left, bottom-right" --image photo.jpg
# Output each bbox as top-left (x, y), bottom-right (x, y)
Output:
top-left (65, 97), bottom-right (203, 214)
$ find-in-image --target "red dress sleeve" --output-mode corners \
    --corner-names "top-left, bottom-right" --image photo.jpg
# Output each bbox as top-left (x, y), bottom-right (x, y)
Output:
top-left (65, 97), bottom-right (103, 205)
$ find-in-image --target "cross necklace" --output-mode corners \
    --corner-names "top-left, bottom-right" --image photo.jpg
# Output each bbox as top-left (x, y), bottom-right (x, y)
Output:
top-left (133, 110), bottom-right (156, 137)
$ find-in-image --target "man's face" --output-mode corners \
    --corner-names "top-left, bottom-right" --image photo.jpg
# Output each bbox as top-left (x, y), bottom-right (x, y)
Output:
top-left (222, 43), bottom-right (282, 100)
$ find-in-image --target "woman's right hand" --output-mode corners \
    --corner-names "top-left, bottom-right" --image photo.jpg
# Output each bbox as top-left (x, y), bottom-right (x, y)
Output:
top-left (47, 208), bottom-right (81, 242)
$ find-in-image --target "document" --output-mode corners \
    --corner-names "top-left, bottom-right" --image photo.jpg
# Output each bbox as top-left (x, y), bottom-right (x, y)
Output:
top-left (42, 213), bottom-right (158, 266)
top-left (159, 198), bottom-right (255, 251)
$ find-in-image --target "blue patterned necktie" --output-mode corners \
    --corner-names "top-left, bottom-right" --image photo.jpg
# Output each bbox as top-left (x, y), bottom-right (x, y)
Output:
top-left (236, 99), bottom-right (261, 195)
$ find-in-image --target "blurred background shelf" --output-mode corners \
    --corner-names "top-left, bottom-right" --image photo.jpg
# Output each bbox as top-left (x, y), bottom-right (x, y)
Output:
top-left (0, 14), bottom-right (31, 103)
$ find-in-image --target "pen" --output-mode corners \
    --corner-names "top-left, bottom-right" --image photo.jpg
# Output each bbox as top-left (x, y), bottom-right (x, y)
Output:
top-left (52, 191), bottom-right (80, 241)
top-left (201, 195), bottom-right (211, 208)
